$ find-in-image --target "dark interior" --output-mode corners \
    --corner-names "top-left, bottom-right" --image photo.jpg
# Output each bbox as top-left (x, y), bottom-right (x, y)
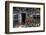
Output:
top-left (21, 13), bottom-right (26, 25)
top-left (33, 15), bottom-right (40, 19)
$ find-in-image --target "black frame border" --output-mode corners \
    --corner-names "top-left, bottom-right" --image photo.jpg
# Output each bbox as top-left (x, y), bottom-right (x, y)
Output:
top-left (5, 1), bottom-right (45, 34)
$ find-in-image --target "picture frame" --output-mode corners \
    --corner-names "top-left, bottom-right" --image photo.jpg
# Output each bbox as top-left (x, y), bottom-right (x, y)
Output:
top-left (5, 1), bottom-right (45, 34)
